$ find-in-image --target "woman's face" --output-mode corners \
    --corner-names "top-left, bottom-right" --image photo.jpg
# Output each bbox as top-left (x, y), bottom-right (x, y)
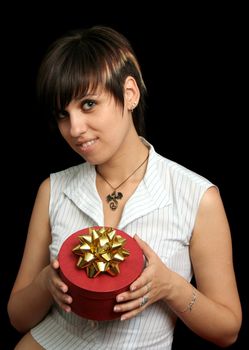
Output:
top-left (57, 89), bottom-right (133, 165)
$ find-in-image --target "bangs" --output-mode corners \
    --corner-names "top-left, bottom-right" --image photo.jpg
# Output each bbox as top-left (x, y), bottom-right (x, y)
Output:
top-left (38, 44), bottom-right (108, 116)
top-left (53, 59), bottom-right (104, 113)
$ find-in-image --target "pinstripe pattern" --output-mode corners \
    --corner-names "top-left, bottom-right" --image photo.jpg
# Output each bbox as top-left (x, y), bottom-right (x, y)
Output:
top-left (31, 141), bottom-right (213, 349)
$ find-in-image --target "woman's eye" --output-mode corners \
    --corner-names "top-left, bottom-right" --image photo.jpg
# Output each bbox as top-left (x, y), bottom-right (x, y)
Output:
top-left (82, 100), bottom-right (96, 111)
top-left (53, 109), bottom-right (69, 121)
top-left (56, 110), bottom-right (69, 120)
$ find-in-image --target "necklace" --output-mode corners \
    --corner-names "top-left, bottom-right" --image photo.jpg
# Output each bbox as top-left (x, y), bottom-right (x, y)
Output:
top-left (96, 152), bottom-right (149, 211)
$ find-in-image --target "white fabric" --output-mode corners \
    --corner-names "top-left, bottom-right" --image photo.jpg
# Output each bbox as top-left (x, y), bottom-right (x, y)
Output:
top-left (31, 141), bottom-right (213, 349)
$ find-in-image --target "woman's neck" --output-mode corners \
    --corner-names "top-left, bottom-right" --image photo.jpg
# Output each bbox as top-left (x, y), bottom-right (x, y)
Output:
top-left (96, 137), bottom-right (149, 185)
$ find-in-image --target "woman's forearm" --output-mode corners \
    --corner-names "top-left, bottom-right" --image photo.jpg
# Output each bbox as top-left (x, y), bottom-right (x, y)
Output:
top-left (165, 272), bottom-right (241, 347)
top-left (8, 266), bottom-right (53, 333)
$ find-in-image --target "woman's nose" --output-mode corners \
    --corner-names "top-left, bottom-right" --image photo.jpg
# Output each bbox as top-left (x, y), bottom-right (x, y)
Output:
top-left (69, 112), bottom-right (88, 137)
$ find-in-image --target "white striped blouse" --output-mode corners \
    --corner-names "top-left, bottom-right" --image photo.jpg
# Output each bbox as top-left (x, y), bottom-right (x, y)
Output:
top-left (31, 141), bottom-right (213, 349)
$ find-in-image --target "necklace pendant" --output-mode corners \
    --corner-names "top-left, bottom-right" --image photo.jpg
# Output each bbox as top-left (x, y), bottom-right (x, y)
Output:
top-left (106, 191), bottom-right (123, 210)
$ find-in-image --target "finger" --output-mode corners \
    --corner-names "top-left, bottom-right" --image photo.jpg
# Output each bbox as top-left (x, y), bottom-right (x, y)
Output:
top-left (114, 296), bottom-right (146, 313)
top-left (117, 277), bottom-right (149, 301)
top-left (129, 271), bottom-right (150, 292)
top-left (139, 295), bottom-right (149, 308)
top-left (51, 259), bottom-right (60, 269)
top-left (51, 282), bottom-right (73, 312)
top-left (56, 297), bottom-right (72, 313)
top-left (116, 285), bottom-right (144, 303)
top-left (138, 283), bottom-right (151, 295)
top-left (116, 295), bottom-right (150, 321)
top-left (120, 308), bottom-right (140, 321)
top-left (116, 283), bottom-right (151, 306)
top-left (55, 277), bottom-right (68, 293)
top-left (49, 265), bottom-right (68, 293)
top-left (145, 283), bottom-right (151, 294)
top-left (55, 290), bottom-right (72, 306)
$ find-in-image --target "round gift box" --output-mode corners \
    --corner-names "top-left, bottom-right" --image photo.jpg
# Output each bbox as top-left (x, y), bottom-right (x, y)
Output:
top-left (58, 226), bottom-right (144, 320)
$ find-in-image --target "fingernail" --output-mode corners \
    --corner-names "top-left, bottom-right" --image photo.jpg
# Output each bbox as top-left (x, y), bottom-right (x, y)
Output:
top-left (130, 285), bottom-right (136, 291)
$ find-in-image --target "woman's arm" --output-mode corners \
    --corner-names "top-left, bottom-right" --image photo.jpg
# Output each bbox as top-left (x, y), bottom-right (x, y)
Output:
top-left (166, 186), bottom-right (242, 346)
top-left (7, 178), bottom-right (71, 333)
top-left (114, 187), bottom-right (242, 347)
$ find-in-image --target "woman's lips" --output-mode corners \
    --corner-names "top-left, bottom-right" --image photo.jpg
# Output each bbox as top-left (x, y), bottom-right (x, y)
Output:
top-left (76, 138), bottom-right (98, 151)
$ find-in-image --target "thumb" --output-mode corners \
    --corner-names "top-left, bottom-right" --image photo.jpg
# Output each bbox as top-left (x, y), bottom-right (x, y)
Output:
top-left (134, 234), bottom-right (154, 261)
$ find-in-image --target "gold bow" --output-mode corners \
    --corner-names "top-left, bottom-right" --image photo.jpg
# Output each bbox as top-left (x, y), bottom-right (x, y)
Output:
top-left (72, 227), bottom-right (130, 278)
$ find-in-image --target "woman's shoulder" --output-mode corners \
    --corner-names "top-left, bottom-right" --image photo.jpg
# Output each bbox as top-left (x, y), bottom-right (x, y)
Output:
top-left (51, 162), bottom-right (88, 179)
top-left (154, 151), bottom-right (213, 188)
top-left (145, 139), bottom-right (212, 187)
top-left (49, 162), bottom-right (91, 192)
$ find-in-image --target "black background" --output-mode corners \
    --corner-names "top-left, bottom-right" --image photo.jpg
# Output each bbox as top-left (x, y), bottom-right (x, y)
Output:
top-left (1, 3), bottom-right (247, 349)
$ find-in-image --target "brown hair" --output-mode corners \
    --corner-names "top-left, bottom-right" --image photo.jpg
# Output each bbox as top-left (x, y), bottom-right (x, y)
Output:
top-left (37, 26), bottom-right (147, 136)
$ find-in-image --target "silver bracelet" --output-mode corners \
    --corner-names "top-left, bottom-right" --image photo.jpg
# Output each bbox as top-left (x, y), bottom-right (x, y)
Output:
top-left (181, 288), bottom-right (197, 313)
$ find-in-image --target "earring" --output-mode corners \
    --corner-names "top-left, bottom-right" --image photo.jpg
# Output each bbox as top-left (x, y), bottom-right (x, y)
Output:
top-left (130, 102), bottom-right (137, 112)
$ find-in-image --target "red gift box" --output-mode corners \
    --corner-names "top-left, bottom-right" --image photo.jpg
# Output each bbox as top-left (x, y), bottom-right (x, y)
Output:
top-left (58, 226), bottom-right (144, 320)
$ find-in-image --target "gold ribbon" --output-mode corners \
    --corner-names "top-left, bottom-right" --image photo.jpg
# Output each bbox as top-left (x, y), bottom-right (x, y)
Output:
top-left (72, 227), bottom-right (130, 278)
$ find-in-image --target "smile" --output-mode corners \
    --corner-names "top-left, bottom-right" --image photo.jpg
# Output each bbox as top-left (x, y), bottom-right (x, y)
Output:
top-left (77, 138), bottom-right (98, 151)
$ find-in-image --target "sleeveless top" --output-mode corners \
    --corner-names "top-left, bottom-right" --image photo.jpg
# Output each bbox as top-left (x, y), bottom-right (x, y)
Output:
top-left (31, 141), bottom-right (213, 349)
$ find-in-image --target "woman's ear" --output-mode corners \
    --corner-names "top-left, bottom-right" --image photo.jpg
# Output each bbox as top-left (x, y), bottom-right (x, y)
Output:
top-left (124, 76), bottom-right (140, 111)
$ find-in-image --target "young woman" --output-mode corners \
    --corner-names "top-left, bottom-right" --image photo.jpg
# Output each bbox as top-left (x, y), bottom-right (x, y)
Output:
top-left (8, 26), bottom-right (242, 349)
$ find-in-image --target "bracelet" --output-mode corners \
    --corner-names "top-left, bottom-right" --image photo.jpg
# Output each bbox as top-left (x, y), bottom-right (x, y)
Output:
top-left (180, 288), bottom-right (197, 313)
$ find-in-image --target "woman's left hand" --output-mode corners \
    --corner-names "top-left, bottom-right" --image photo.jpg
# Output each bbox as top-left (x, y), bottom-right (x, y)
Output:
top-left (114, 234), bottom-right (172, 320)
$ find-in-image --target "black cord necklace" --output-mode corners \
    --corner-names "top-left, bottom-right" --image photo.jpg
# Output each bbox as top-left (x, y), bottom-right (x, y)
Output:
top-left (96, 153), bottom-right (149, 210)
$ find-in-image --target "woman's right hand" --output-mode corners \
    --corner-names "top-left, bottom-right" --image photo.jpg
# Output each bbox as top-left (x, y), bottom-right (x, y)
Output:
top-left (44, 259), bottom-right (73, 312)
